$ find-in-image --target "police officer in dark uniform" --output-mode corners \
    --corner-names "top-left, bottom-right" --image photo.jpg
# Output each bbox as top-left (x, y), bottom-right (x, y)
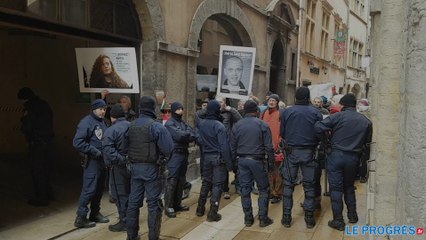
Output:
top-left (280, 87), bottom-right (322, 229)
top-left (196, 100), bottom-right (233, 222)
top-left (315, 93), bottom-right (372, 231)
top-left (18, 87), bottom-right (54, 207)
top-left (73, 99), bottom-right (109, 228)
top-left (126, 96), bottom-right (174, 240)
top-left (164, 102), bottom-right (196, 218)
top-left (102, 104), bottom-right (131, 232)
top-left (231, 100), bottom-right (275, 227)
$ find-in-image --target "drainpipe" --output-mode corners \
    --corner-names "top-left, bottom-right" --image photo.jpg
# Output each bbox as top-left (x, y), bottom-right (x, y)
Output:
top-left (296, 0), bottom-right (303, 87)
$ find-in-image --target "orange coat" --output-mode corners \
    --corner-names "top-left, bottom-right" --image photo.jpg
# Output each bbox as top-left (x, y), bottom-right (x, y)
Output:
top-left (261, 108), bottom-right (281, 151)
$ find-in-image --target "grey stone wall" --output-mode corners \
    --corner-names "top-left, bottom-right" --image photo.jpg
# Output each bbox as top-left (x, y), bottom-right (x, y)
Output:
top-left (399, 0), bottom-right (426, 226)
top-left (369, 0), bottom-right (426, 230)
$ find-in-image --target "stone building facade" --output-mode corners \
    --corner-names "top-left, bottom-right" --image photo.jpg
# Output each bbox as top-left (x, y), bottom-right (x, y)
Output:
top-left (0, 0), bottom-right (299, 181)
top-left (369, 0), bottom-right (426, 232)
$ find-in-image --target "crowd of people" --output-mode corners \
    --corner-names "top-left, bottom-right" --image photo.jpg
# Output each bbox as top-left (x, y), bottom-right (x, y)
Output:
top-left (18, 86), bottom-right (372, 240)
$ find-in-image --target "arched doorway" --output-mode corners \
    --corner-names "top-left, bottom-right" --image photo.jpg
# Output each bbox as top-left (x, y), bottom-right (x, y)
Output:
top-left (269, 39), bottom-right (286, 96)
top-left (196, 15), bottom-right (250, 107)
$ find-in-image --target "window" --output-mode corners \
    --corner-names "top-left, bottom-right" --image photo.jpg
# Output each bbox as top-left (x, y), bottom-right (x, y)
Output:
top-left (349, 38), bottom-right (364, 68)
top-left (351, 0), bottom-right (365, 18)
top-left (305, 0), bottom-right (316, 53)
top-left (320, 10), bottom-right (330, 59)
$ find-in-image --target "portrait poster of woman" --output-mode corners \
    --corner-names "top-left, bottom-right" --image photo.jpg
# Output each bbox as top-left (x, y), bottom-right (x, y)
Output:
top-left (75, 47), bottom-right (140, 93)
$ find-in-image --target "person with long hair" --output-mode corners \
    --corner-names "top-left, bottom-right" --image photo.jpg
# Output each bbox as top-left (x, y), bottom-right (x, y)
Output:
top-left (90, 55), bottom-right (130, 88)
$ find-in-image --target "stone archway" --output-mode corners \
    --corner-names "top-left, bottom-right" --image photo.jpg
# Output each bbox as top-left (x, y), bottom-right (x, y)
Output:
top-left (186, 0), bottom-right (256, 122)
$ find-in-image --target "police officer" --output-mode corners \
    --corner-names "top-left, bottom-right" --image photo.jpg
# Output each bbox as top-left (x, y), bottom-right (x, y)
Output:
top-left (196, 100), bottom-right (233, 222)
top-left (164, 102), bottom-right (196, 218)
top-left (280, 87), bottom-right (322, 229)
top-left (315, 93), bottom-right (372, 231)
top-left (126, 96), bottom-right (174, 240)
top-left (73, 99), bottom-right (109, 228)
top-left (17, 87), bottom-right (54, 207)
top-left (102, 104), bottom-right (131, 232)
top-left (231, 100), bottom-right (275, 227)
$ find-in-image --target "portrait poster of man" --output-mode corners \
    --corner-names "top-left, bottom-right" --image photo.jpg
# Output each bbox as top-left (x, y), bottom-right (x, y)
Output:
top-left (75, 47), bottom-right (140, 93)
top-left (217, 45), bottom-right (256, 100)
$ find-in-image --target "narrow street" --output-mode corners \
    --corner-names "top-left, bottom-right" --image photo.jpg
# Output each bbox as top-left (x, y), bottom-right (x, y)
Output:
top-left (0, 176), bottom-right (367, 240)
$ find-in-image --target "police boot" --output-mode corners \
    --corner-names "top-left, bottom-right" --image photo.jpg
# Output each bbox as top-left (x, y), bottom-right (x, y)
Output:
top-left (182, 182), bottom-right (192, 200)
top-left (304, 211), bottom-right (316, 229)
top-left (164, 178), bottom-right (177, 218)
top-left (314, 197), bottom-right (322, 210)
top-left (148, 211), bottom-right (162, 240)
top-left (348, 212), bottom-right (359, 223)
top-left (207, 204), bottom-right (222, 222)
top-left (108, 220), bottom-right (127, 232)
top-left (174, 178), bottom-right (189, 212)
top-left (328, 218), bottom-right (345, 231)
top-left (196, 182), bottom-right (210, 217)
top-left (74, 215), bottom-right (96, 228)
top-left (281, 214), bottom-right (292, 228)
top-left (89, 212), bottom-right (109, 223)
top-left (259, 216), bottom-right (273, 228)
top-left (243, 208), bottom-right (254, 227)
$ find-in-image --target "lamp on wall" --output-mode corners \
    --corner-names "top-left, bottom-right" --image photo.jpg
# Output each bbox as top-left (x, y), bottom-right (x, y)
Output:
top-left (322, 66), bottom-right (328, 75)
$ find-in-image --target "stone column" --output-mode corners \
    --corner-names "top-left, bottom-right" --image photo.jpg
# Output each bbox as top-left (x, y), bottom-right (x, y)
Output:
top-left (368, 0), bottom-right (403, 226)
top-left (399, 0), bottom-right (426, 226)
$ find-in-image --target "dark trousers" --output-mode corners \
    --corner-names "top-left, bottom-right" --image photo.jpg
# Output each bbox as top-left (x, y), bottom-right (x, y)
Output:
top-left (29, 142), bottom-right (52, 203)
top-left (166, 151), bottom-right (188, 208)
top-left (127, 163), bottom-right (163, 240)
top-left (327, 150), bottom-right (359, 219)
top-left (77, 159), bottom-right (106, 217)
top-left (238, 158), bottom-right (270, 217)
top-left (110, 165), bottom-right (131, 221)
top-left (281, 148), bottom-right (317, 214)
top-left (198, 153), bottom-right (227, 208)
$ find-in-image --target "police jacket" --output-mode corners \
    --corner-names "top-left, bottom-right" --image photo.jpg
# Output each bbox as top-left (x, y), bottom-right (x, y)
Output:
top-left (314, 107), bottom-right (372, 153)
top-left (198, 114), bottom-right (233, 171)
top-left (129, 110), bottom-right (174, 160)
top-left (102, 118), bottom-right (130, 166)
top-left (281, 104), bottom-right (322, 147)
top-left (21, 96), bottom-right (54, 144)
top-left (165, 114), bottom-right (196, 150)
top-left (73, 112), bottom-right (107, 159)
top-left (231, 115), bottom-right (274, 165)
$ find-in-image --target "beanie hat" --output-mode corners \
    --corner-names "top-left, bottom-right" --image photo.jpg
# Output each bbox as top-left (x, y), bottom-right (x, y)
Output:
top-left (171, 101), bottom-right (183, 113)
top-left (91, 99), bottom-right (107, 110)
top-left (17, 87), bottom-right (35, 100)
top-left (244, 100), bottom-right (259, 113)
top-left (110, 103), bottom-right (125, 118)
top-left (207, 100), bottom-right (221, 115)
top-left (269, 94), bottom-right (280, 102)
top-left (139, 96), bottom-right (156, 111)
top-left (339, 93), bottom-right (357, 107)
top-left (295, 87), bottom-right (310, 101)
